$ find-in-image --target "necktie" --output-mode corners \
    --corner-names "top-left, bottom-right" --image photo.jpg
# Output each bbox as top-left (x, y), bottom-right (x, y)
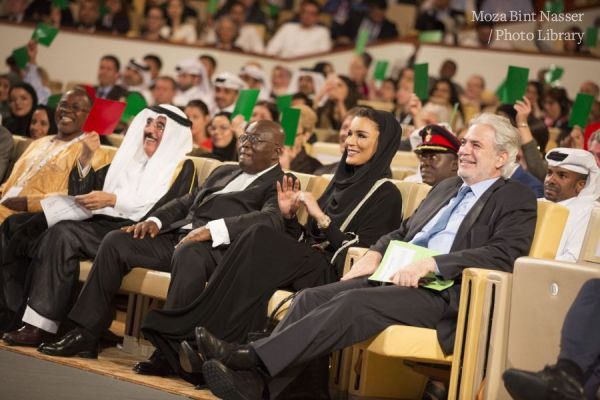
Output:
top-left (412, 186), bottom-right (472, 247)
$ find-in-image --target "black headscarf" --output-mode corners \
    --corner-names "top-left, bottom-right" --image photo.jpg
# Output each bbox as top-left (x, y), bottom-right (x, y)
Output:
top-left (3, 82), bottom-right (38, 137)
top-left (210, 111), bottom-right (238, 162)
top-left (310, 109), bottom-right (401, 231)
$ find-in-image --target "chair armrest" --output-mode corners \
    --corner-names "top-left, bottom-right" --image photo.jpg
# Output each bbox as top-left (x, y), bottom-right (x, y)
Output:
top-left (342, 247), bottom-right (369, 276)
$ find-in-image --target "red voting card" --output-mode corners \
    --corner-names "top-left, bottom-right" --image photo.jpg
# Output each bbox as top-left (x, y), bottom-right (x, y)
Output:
top-left (82, 98), bottom-right (126, 135)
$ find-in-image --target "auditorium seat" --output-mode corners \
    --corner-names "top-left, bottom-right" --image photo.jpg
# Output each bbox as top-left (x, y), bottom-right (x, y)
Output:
top-left (309, 142), bottom-right (342, 164)
top-left (188, 156), bottom-right (222, 185)
top-left (2, 135), bottom-right (33, 184)
top-left (105, 134), bottom-right (125, 148)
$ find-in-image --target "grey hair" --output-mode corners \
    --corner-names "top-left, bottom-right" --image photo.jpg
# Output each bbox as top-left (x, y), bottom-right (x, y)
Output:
top-left (588, 129), bottom-right (600, 148)
top-left (469, 113), bottom-right (521, 178)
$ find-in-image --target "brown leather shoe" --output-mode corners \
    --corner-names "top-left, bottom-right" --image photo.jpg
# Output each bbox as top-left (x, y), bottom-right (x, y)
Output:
top-left (2, 324), bottom-right (47, 347)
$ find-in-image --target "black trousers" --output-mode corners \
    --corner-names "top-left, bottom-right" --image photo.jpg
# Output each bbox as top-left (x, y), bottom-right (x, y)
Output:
top-left (26, 217), bottom-right (133, 323)
top-left (68, 229), bottom-right (225, 336)
top-left (559, 278), bottom-right (600, 399)
top-left (0, 212), bottom-right (48, 330)
top-left (251, 277), bottom-right (449, 399)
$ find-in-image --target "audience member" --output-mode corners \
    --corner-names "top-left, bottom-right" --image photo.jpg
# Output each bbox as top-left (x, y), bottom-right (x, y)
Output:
top-left (161, 0), bottom-right (197, 43)
top-left (315, 75), bottom-right (362, 130)
top-left (203, 1), bottom-right (265, 53)
top-left (415, 0), bottom-right (464, 35)
top-left (395, 77), bottom-right (414, 126)
top-left (72, 0), bottom-right (103, 33)
top-left (29, 105), bottom-right (57, 139)
top-left (95, 55), bottom-right (128, 101)
top-left (22, 41), bottom-right (50, 105)
top-left (460, 21), bottom-right (512, 50)
top-left (280, 105), bottom-right (322, 174)
top-left (270, 65), bottom-right (292, 98)
top-left (213, 73), bottom-right (245, 114)
top-left (140, 6), bottom-right (168, 41)
top-left (589, 130), bottom-right (600, 167)
top-left (0, 74), bottom-right (12, 121)
top-left (313, 61), bottom-right (335, 77)
top-left (121, 58), bottom-right (153, 104)
top-left (199, 54), bottom-right (217, 82)
top-left (184, 99), bottom-right (211, 154)
top-left (143, 54), bottom-right (163, 85)
top-left (544, 87), bottom-right (571, 137)
top-left (314, 107), bottom-right (360, 175)
top-left (580, 81), bottom-right (599, 101)
top-left (210, 16), bottom-right (243, 52)
top-left (409, 124), bottom-right (460, 186)
top-left (373, 78), bottom-right (397, 103)
top-left (37, 120), bottom-right (286, 366)
top-left (291, 92), bottom-right (313, 108)
top-left (525, 81), bottom-right (545, 119)
top-left (503, 279), bottom-right (600, 400)
top-left (348, 53), bottom-right (372, 99)
top-left (239, 65), bottom-right (270, 100)
top-left (288, 69), bottom-right (325, 100)
top-left (1, 105), bottom-right (195, 345)
top-left (208, 112), bottom-right (238, 161)
top-left (1, 0), bottom-right (28, 22)
top-left (173, 58), bottom-right (213, 108)
top-left (215, 0), bottom-right (267, 26)
top-left (144, 108), bottom-right (403, 381)
top-left (99, 0), bottom-right (130, 34)
top-left (250, 100), bottom-right (279, 122)
top-left (544, 148), bottom-right (599, 262)
top-left (0, 126), bottom-right (12, 182)
top-left (3, 83), bottom-right (37, 137)
top-left (194, 114), bottom-right (538, 400)
top-left (428, 78), bottom-right (464, 131)
top-left (0, 89), bottom-right (112, 224)
top-left (335, 0), bottom-right (398, 46)
top-left (151, 76), bottom-right (177, 106)
top-left (266, 0), bottom-right (332, 58)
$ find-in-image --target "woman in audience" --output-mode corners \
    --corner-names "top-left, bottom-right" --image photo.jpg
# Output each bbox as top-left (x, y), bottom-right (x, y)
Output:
top-left (526, 81), bottom-right (545, 119)
top-left (140, 5), bottom-right (168, 41)
top-left (270, 65), bottom-right (292, 98)
top-left (543, 87), bottom-right (570, 130)
top-left (161, 0), bottom-right (197, 44)
top-left (28, 105), bottom-right (57, 139)
top-left (315, 74), bottom-right (361, 130)
top-left (250, 100), bottom-right (279, 122)
top-left (373, 78), bottom-right (397, 103)
top-left (208, 111), bottom-right (237, 161)
top-left (2, 83), bottom-right (38, 137)
top-left (141, 108), bottom-right (403, 380)
top-left (279, 105), bottom-right (322, 174)
top-left (314, 107), bottom-right (360, 175)
top-left (184, 99), bottom-right (212, 152)
top-left (428, 78), bottom-right (464, 131)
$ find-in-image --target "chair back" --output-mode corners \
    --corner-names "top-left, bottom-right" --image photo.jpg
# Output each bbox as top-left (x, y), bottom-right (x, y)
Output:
top-left (529, 201), bottom-right (570, 259)
top-left (188, 157), bottom-right (222, 186)
top-left (578, 205), bottom-right (600, 264)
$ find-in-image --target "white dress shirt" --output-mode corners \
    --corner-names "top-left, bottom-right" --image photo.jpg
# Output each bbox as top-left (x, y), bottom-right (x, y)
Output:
top-left (555, 196), bottom-right (598, 262)
top-left (266, 23), bottom-right (332, 58)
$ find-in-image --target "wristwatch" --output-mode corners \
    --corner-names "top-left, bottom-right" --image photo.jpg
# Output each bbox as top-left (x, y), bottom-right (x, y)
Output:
top-left (317, 214), bottom-right (332, 230)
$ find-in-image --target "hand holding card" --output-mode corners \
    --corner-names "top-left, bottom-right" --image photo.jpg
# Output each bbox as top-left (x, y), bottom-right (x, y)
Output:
top-left (82, 98), bottom-right (126, 136)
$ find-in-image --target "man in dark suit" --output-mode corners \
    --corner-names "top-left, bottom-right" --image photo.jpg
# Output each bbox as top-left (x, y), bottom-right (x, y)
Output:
top-left (37, 120), bottom-right (286, 362)
top-left (95, 55), bottom-right (128, 101)
top-left (195, 113), bottom-right (538, 400)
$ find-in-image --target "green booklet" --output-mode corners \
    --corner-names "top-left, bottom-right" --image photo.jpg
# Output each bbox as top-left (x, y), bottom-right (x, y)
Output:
top-left (369, 240), bottom-right (454, 291)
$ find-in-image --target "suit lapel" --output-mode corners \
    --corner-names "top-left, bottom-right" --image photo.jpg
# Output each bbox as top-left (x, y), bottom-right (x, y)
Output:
top-left (452, 178), bottom-right (505, 250)
top-left (194, 168), bottom-right (243, 207)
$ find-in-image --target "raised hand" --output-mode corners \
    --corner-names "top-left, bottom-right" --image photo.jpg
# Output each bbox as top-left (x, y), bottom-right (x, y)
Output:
top-left (79, 132), bottom-right (101, 168)
top-left (514, 96), bottom-right (532, 125)
top-left (276, 175), bottom-right (301, 218)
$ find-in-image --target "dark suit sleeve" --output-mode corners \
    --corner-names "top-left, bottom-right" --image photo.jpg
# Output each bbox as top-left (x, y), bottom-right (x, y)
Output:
top-left (223, 181), bottom-right (285, 241)
top-left (323, 182), bottom-right (403, 250)
top-left (435, 187), bottom-right (537, 280)
top-left (68, 164), bottom-right (109, 195)
top-left (143, 159), bottom-right (197, 218)
top-left (150, 164), bottom-right (228, 228)
top-left (379, 20), bottom-right (399, 39)
top-left (0, 128), bottom-right (13, 182)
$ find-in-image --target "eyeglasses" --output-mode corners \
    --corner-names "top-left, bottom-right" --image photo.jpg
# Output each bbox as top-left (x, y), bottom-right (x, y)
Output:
top-left (239, 133), bottom-right (279, 147)
top-left (57, 101), bottom-right (89, 113)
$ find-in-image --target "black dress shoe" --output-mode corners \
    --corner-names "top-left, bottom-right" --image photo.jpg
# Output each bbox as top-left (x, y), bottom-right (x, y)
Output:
top-left (3, 323), bottom-right (48, 347)
top-left (38, 328), bottom-right (98, 359)
top-left (133, 350), bottom-right (175, 376)
top-left (195, 327), bottom-right (258, 370)
top-left (179, 340), bottom-right (205, 374)
top-left (203, 359), bottom-right (265, 400)
top-left (503, 365), bottom-right (585, 400)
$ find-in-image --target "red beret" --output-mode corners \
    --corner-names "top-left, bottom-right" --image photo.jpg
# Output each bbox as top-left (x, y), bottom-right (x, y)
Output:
top-left (415, 124), bottom-right (460, 154)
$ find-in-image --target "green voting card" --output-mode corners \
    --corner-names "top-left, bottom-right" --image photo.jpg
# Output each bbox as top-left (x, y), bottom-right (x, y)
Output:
top-left (52, 0), bottom-right (68, 10)
top-left (231, 89), bottom-right (260, 122)
top-left (505, 66), bottom-right (529, 105)
top-left (280, 107), bottom-right (301, 147)
top-left (585, 27), bottom-right (598, 48)
top-left (355, 28), bottom-right (369, 55)
top-left (11, 47), bottom-right (29, 69)
top-left (544, 65), bottom-right (564, 86)
top-left (568, 93), bottom-right (594, 128)
top-left (276, 94), bottom-right (293, 112)
top-left (373, 60), bottom-right (389, 81)
top-left (413, 63), bottom-right (429, 101)
top-left (419, 31), bottom-right (443, 43)
top-left (32, 23), bottom-right (59, 47)
top-left (120, 92), bottom-right (147, 123)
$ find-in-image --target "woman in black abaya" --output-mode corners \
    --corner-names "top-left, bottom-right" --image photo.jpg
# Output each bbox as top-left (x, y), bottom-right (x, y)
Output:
top-left (141, 108), bottom-right (404, 379)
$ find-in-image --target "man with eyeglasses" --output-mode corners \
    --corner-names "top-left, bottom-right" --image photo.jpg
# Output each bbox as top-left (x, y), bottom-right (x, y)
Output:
top-left (34, 121), bottom-right (287, 375)
top-left (406, 124), bottom-right (460, 188)
top-left (0, 89), bottom-right (112, 224)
